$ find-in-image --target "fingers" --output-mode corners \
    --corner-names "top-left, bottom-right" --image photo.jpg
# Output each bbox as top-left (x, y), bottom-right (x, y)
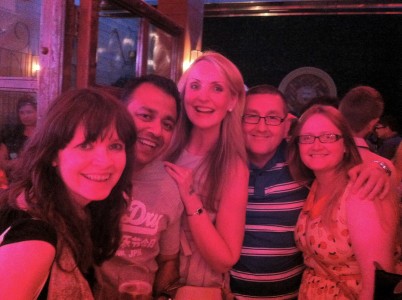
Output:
top-left (351, 165), bottom-right (390, 201)
top-left (348, 165), bottom-right (359, 184)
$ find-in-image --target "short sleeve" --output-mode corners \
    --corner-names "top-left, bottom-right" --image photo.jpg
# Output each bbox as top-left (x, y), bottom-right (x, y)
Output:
top-left (0, 218), bottom-right (57, 248)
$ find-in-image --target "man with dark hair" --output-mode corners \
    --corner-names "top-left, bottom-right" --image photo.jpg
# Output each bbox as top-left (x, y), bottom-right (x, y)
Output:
top-left (96, 75), bottom-right (183, 299)
top-left (230, 84), bottom-right (309, 299)
top-left (339, 85), bottom-right (383, 138)
top-left (339, 86), bottom-right (396, 190)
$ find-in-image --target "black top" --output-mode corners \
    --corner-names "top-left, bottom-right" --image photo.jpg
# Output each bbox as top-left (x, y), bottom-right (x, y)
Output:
top-left (0, 207), bottom-right (57, 299)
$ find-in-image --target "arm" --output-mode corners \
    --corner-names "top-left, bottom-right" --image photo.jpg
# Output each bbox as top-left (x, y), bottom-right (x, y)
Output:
top-left (164, 160), bottom-right (249, 273)
top-left (153, 253), bottom-right (179, 296)
top-left (346, 191), bottom-right (398, 299)
top-left (0, 240), bottom-right (56, 299)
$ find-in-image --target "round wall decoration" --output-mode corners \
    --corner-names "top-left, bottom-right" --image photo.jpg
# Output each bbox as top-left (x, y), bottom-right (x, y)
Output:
top-left (278, 67), bottom-right (337, 116)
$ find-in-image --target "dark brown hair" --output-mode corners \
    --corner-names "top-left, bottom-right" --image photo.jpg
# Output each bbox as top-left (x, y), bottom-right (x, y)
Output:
top-left (2, 88), bottom-right (136, 273)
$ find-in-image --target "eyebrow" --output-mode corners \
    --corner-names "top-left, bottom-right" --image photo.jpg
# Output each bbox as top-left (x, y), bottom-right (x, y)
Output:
top-left (245, 109), bottom-right (284, 115)
top-left (139, 106), bottom-right (177, 123)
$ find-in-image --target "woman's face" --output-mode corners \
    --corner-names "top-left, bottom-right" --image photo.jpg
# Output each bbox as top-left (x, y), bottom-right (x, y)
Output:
top-left (19, 104), bottom-right (37, 127)
top-left (298, 114), bottom-right (345, 176)
top-left (183, 60), bottom-right (236, 132)
top-left (54, 124), bottom-right (127, 207)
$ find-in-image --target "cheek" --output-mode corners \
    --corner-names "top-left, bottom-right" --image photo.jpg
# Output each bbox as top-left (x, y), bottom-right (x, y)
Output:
top-left (115, 153), bottom-right (127, 171)
top-left (298, 146), bottom-right (310, 162)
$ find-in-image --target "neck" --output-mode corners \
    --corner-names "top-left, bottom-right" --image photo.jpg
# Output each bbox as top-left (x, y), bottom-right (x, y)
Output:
top-left (24, 125), bottom-right (35, 137)
top-left (314, 170), bottom-right (338, 191)
top-left (248, 152), bottom-right (275, 169)
top-left (187, 126), bottom-right (220, 155)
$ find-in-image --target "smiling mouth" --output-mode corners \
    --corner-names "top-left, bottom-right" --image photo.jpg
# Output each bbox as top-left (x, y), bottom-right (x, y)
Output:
top-left (195, 106), bottom-right (214, 113)
top-left (310, 154), bottom-right (327, 157)
top-left (138, 138), bottom-right (158, 148)
top-left (83, 174), bottom-right (111, 182)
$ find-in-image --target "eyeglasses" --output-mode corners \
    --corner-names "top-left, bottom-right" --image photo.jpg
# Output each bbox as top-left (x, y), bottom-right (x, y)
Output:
top-left (242, 114), bottom-right (285, 126)
top-left (298, 133), bottom-right (343, 144)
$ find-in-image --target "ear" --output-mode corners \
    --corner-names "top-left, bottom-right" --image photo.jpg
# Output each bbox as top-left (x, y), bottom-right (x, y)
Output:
top-left (228, 95), bottom-right (238, 112)
top-left (285, 113), bottom-right (297, 138)
top-left (368, 117), bottom-right (379, 132)
top-left (52, 157), bottom-right (58, 167)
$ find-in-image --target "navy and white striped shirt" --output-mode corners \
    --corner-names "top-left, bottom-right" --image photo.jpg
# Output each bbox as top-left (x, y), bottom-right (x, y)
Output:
top-left (230, 140), bottom-right (309, 299)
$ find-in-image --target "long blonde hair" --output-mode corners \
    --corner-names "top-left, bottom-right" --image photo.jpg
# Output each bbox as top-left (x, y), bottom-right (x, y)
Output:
top-left (165, 51), bottom-right (247, 211)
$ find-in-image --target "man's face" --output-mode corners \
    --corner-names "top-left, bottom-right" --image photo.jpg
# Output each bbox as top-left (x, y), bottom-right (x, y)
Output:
top-left (242, 93), bottom-right (290, 168)
top-left (126, 83), bottom-right (177, 169)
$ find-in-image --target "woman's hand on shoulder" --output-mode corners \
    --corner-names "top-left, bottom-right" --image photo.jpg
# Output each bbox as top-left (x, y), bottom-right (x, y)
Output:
top-left (0, 240), bottom-right (56, 299)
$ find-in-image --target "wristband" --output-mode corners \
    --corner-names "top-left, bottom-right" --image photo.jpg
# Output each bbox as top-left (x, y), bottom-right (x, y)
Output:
top-left (187, 207), bottom-right (203, 216)
top-left (373, 160), bottom-right (392, 176)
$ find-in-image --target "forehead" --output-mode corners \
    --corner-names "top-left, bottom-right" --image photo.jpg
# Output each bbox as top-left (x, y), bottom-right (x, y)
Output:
top-left (127, 82), bottom-right (177, 119)
top-left (19, 104), bottom-right (36, 111)
top-left (245, 93), bottom-right (286, 115)
top-left (188, 60), bottom-right (225, 83)
top-left (301, 114), bottom-right (339, 133)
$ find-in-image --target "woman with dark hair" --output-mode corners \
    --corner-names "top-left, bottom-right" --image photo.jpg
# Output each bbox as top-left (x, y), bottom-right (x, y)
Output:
top-left (2, 95), bottom-right (38, 160)
top-left (287, 105), bottom-right (399, 299)
top-left (0, 88), bottom-right (136, 299)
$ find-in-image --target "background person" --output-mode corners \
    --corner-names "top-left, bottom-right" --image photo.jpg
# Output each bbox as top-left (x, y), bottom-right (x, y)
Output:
top-left (288, 105), bottom-right (399, 299)
top-left (0, 88), bottom-right (136, 299)
top-left (164, 51), bottom-right (249, 296)
top-left (375, 114), bottom-right (401, 161)
top-left (1, 95), bottom-right (37, 160)
top-left (339, 85), bottom-right (398, 198)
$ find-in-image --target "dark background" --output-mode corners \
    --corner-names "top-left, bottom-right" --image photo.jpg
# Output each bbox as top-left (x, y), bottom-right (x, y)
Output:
top-left (203, 14), bottom-right (402, 122)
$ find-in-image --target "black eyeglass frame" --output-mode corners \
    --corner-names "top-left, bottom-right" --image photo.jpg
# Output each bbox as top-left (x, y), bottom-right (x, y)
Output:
top-left (242, 114), bottom-right (286, 126)
top-left (297, 133), bottom-right (343, 144)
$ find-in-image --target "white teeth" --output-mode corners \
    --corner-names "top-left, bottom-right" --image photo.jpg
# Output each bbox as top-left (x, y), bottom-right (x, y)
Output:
top-left (138, 138), bottom-right (157, 148)
top-left (83, 174), bottom-right (111, 182)
top-left (195, 106), bottom-right (214, 113)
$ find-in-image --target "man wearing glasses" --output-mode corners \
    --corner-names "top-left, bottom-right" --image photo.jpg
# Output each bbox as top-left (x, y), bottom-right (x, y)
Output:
top-left (230, 84), bottom-right (393, 299)
top-left (230, 84), bottom-right (309, 299)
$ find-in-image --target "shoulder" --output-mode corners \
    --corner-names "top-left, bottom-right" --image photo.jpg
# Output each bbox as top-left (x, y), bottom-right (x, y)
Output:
top-left (0, 209), bottom-right (57, 248)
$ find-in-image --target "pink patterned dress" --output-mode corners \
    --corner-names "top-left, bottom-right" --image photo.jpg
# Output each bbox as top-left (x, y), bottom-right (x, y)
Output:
top-left (295, 182), bottom-right (361, 299)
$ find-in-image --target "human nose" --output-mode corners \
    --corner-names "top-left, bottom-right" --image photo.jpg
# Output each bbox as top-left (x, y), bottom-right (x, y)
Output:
top-left (147, 121), bottom-right (163, 136)
top-left (311, 137), bottom-right (323, 148)
top-left (197, 86), bottom-right (210, 101)
top-left (256, 117), bottom-right (269, 131)
top-left (93, 146), bottom-right (113, 165)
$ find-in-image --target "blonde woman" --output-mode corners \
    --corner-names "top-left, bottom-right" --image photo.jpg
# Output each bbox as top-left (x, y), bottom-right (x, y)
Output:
top-left (164, 52), bottom-right (249, 292)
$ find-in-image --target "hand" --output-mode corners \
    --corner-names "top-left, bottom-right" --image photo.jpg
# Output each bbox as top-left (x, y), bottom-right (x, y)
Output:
top-left (163, 161), bottom-right (197, 202)
top-left (348, 162), bottom-right (390, 201)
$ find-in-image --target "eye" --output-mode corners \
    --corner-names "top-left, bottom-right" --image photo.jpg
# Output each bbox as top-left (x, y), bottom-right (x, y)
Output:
top-left (136, 113), bottom-right (153, 122)
top-left (109, 142), bottom-right (125, 151)
top-left (189, 82), bottom-right (200, 90)
top-left (162, 120), bottom-right (175, 132)
top-left (213, 84), bottom-right (223, 92)
top-left (77, 141), bottom-right (93, 150)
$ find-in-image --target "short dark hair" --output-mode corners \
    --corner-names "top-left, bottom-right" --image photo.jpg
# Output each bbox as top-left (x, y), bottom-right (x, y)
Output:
top-left (17, 95), bottom-right (37, 111)
top-left (339, 85), bottom-right (384, 133)
top-left (121, 74), bottom-right (181, 117)
top-left (246, 84), bottom-right (289, 115)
